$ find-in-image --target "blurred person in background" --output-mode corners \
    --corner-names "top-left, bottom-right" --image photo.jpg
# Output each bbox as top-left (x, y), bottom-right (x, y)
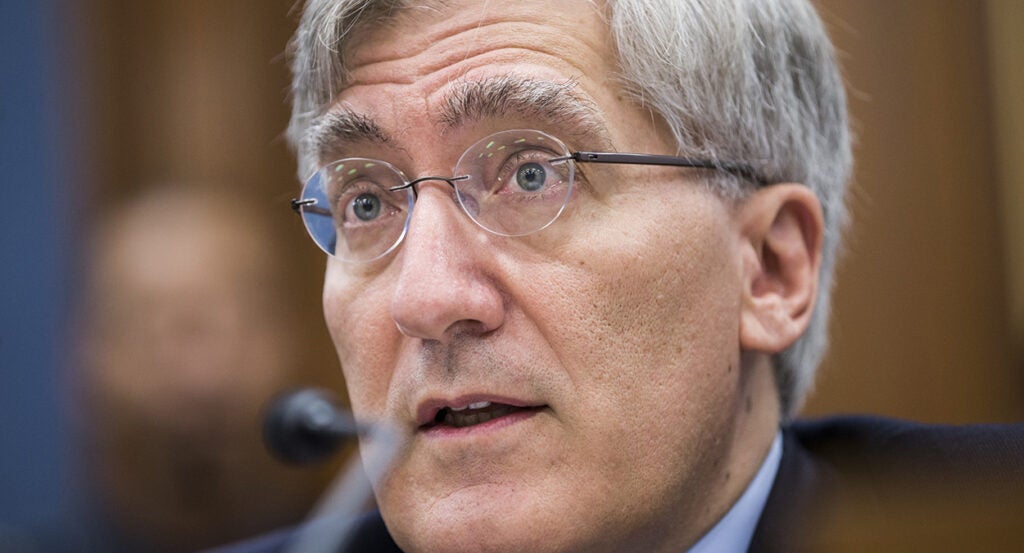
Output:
top-left (74, 184), bottom-right (339, 553)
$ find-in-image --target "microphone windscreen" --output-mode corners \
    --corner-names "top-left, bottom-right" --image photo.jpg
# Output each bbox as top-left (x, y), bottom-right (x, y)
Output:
top-left (263, 388), bottom-right (355, 464)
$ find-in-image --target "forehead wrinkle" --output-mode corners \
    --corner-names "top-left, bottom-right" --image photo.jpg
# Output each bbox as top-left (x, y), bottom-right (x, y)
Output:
top-left (307, 108), bottom-right (393, 166)
top-left (349, 14), bottom-right (608, 85)
top-left (436, 75), bottom-right (612, 148)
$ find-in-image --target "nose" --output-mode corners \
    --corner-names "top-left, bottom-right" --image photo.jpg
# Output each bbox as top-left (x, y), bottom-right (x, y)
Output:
top-left (389, 185), bottom-right (505, 343)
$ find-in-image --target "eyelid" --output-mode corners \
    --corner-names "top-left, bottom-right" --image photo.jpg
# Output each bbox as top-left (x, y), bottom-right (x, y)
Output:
top-left (342, 194), bottom-right (407, 228)
top-left (491, 148), bottom-right (560, 190)
top-left (329, 179), bottom-right (405, 221)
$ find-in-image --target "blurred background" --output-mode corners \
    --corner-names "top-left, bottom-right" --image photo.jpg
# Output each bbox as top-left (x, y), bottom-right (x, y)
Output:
top-left (1, 0), bottom-right (1021, 552)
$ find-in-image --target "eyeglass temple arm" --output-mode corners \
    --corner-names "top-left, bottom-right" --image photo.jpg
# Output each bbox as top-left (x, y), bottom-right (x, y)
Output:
top-left (556, 151), bottom-right (768, 186)
top-left (291, 198), bottom-right (331, 217)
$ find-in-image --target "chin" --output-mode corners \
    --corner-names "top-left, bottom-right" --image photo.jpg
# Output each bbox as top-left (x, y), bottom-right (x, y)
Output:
top-left (385, 489), bottom-right (588, 553)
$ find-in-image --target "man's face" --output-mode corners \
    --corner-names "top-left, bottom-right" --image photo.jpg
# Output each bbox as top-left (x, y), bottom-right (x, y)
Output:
top-left (318, 2), bottom-right (759, 551)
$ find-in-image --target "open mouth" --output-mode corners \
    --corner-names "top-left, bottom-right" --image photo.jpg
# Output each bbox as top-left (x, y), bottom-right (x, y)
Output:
top-left (423, 401), bottom-right (543, 430)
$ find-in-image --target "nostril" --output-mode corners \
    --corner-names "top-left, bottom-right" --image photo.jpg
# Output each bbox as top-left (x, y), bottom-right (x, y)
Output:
top-left (447, 319), bottom-right (499, 339)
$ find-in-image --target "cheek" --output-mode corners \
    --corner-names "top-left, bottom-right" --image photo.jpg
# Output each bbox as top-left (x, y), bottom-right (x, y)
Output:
top-left (322, 264), bottom-right (397, 415)
top-left (556, 194), bottom-right (738, 349)
top-left (532, 193), bottom-right (744, 440)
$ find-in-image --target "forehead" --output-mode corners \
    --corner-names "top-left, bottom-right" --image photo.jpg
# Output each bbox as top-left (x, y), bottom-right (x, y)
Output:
top-left (343, 0), bottom-right (611, 81)
top-left (307, 0), bottom-right (627, 159)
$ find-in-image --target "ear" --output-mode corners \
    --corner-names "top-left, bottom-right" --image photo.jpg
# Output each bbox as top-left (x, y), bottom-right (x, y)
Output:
top-left (736, 184), bottom-right (824, 354)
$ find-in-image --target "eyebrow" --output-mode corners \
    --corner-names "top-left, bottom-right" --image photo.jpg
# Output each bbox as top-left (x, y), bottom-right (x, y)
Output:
top-left (307, 109), bottom-right (392, 165)
top-left (438, 75), bottom-right (611, 146)
top-left (306, 75), bottom-right (613, 165)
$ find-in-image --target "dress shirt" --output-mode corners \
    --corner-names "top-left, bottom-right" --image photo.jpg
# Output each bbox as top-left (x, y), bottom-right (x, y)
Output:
top-left (688, 432), bottom-right (782, 553)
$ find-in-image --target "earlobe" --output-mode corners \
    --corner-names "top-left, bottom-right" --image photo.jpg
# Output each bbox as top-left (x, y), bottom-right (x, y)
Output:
top-left (737, 184), bottom-right (824, 354)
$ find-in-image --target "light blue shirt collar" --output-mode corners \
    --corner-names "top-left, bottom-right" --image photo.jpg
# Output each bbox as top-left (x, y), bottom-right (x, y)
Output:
top-left (686, 432), bottom-right (783, 553)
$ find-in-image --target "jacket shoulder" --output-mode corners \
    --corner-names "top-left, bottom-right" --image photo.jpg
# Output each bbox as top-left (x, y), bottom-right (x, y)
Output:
top-left (790, 415), bottom-right (1024, 480)
top-left (750, 416), bottom-right (1024, 552)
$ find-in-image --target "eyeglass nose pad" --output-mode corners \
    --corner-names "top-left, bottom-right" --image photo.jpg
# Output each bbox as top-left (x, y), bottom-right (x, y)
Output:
top-left (445, 175), bottom-right (480, 219)
top-left (457, 191), bottom-right (481, 219)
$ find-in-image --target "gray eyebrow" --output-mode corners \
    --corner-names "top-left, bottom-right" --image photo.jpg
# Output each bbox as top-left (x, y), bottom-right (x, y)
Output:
top-left (439, 75), bottom-right (611, 146)
top-left (305, 76), bottom-right (612, 168)
top-left (307, 109), bottom-right (392, 166)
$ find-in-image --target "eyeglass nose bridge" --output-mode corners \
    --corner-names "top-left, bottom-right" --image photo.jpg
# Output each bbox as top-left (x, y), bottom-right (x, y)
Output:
top-left (389, 173), bottom-right (494, 239)
top-left (388, 174), bottom-right (470, 196)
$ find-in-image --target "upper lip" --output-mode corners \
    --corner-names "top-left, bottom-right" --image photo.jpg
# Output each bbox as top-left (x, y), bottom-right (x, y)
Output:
top-left (415, 394), bottom-right (544, 428)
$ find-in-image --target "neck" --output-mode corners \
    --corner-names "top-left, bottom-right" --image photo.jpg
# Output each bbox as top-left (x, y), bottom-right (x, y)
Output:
top-left (697, 353), bottom-right (781, 547)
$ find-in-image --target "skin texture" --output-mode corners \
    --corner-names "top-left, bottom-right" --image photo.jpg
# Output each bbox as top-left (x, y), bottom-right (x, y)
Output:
top-left (316, 1), bottom-right (823, 552)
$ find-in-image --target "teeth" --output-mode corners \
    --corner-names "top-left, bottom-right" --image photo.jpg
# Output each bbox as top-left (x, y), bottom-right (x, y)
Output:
top-left (442, 404), bottom-right (516, 428)
top-left (447, 401), bottom-right (492, 413)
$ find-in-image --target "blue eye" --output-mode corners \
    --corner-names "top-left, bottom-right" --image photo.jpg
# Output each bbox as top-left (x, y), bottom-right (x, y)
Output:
top-left (352, 193), bottom-right (382, 221)
top-left (515, 162), bottom-right (547, 191)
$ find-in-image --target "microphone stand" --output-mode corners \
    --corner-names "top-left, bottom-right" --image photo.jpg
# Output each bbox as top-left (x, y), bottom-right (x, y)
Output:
top-left (263, 388), bottom-right (401, 553)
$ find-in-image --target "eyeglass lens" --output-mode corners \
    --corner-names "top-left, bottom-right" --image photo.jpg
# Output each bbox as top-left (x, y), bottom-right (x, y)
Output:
top-left (296, 129), bottom-right (575, 262)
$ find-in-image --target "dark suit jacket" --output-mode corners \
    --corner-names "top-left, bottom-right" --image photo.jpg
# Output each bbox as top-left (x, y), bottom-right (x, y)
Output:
top-left (209, 416), bottom-right (1024, 553)
top-left (751, 416), bottom-right (1024, 552)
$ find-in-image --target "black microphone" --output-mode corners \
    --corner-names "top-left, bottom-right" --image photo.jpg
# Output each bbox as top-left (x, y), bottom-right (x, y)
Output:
top-left (263, 388), bottom-right (358, 465)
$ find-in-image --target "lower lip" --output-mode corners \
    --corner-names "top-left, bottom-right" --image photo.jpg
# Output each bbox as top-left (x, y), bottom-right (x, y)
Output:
top-left (420, 407), bottom-right (545, 439)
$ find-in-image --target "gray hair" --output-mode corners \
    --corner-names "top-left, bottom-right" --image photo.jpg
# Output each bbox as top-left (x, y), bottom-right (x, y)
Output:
top-left (286, 0), bottom-right (852, 418)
